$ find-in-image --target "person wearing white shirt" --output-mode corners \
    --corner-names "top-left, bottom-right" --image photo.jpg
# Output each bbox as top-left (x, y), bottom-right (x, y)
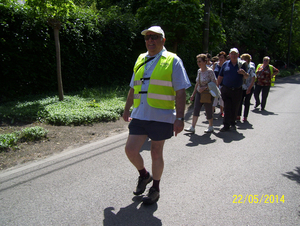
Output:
top-left (122, 26), bottom-right (191, 205)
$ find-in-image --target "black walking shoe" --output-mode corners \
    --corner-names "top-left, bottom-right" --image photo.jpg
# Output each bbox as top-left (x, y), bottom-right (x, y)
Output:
top-left (220, 126), bottom-right (230, 132)
top-left (142, 187), bottom-right (160, 205)
top-left (133, 174), bottom-right (152, 195)
top-left (254, 103), bottom-right (260, 108)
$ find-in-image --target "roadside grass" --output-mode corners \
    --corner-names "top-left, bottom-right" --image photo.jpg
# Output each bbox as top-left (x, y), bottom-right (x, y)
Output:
top-left (0, 86), bottom-right (129, 126)
top-left (0, 126), bottom-right (48, 152)
top-left (0, 86), bottom-right (194, 150)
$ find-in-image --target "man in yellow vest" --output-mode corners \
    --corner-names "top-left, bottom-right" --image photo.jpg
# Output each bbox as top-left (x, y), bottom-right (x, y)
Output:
top-left (122, 26), bottom-right (191, 205)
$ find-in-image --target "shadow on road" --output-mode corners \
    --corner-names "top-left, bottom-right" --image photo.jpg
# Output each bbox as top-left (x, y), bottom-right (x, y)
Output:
top-left (103, 196), bottom-right (162, 226)
top-left (184, 132), bottom-right (217, 146)
top-left (282, 166), bottom-right (300, 217)
top-left (236, 120), bottom-right (254, 130)
top-left (251, 108), bottom-right (278, 116)
top-left (213, 130), bottom-right (245, 143)
top-left (282, 166), bottom-right (300, 185)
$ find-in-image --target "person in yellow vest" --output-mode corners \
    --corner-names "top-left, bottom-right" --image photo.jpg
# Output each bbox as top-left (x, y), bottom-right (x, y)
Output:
top-left (254, 56), bottom-right (279, 111)
top-left (122, 26), bottom-right (191, 205)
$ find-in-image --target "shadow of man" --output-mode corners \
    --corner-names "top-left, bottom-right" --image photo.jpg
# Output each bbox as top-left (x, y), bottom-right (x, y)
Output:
top-left (103, 196), bottom-right (162, 226)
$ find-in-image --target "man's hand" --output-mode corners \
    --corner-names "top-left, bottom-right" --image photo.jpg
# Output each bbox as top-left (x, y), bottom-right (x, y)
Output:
top-left (173, 119), bottom-right (184, 136)
top-left (238, 69), bottom-right (249, 78)
top-left (246, 87), bottom-right (251, 94)
top-left (123, 88), bottom-right (134, 122)
top-left (174, 88), bottom-right (186, 136)
top-left (122, 110), bottom-right (132, 122)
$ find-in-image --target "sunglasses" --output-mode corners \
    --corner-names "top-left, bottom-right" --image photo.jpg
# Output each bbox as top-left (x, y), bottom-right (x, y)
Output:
top-left (144, 34), bottom-right (162, 40)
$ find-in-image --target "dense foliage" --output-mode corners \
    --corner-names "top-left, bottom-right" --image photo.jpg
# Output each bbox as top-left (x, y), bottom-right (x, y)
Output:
top-left (0, 0), bottom-right (299, 102)
top-left (211, 0), bottom-right (300, 65)
top-left (0, 87), bottom-right (129, 125)
top-left (0, 2), bottom-right (136, 101)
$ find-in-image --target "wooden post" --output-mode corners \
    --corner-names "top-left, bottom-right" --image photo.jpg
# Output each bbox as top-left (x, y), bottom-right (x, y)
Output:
top-left (48, 18), bottom-right (64, 101)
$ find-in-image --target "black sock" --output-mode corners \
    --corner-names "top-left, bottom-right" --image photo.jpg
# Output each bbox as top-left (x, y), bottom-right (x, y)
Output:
top-left (152, 179), bottom-right (160, 192)
top-left (138, 168), bottom-right (148, 178)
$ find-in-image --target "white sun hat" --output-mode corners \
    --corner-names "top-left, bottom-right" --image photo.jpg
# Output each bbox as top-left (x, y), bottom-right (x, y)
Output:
top-left (229, 48), bottom-right (239, 54)
top-left (141, 26), bottom-right (165, 38)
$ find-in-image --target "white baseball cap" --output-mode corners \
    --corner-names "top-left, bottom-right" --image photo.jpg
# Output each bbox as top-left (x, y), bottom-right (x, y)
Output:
top-left (141, 26), bottom-right (165, 38)
top-left (229, 48), bottom-right (239, 54)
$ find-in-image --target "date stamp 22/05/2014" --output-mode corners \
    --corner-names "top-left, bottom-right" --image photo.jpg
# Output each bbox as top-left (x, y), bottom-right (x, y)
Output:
top-left (233, 195), bottom-right (285, 204)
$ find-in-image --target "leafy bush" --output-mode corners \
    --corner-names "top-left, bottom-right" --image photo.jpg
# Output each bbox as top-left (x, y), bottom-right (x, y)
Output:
top-left (20, 126), bottom-right (49, 142)
top-left (0, 87), bottom-right (129, 126)
top-left (0, 126), bottom-right (48, 151)
top-left (278, 70), bottom-right (292, 77)
top-left (0, 133), bottom-right (20, 151)
top-left (39, 96), bottom-right (125, 125)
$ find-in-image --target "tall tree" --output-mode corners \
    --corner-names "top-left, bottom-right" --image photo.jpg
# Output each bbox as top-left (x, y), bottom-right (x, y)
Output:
top-left (25, 0), bottom-right (75, 101)
top-left (211, 0), bottom-right (300, 64)
top-left (203, 0), bottom-right (211, 53)
top-left (136, 0), bottom-right (205, 53)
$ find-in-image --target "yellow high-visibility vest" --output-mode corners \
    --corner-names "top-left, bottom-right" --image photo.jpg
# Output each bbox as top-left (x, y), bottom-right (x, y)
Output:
top-left (133, 51), bottom-right (176, 109)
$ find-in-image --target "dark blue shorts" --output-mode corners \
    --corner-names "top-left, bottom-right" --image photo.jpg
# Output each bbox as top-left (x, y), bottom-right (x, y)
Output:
top-left (128, 119), bottom-right (174, 141)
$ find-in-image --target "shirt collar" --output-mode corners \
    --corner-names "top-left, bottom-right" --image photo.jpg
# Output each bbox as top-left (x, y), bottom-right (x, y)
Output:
top-left (145, 47), bottom-right (166, 59)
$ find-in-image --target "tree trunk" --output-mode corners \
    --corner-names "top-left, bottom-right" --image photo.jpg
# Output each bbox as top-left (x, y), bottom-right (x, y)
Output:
top-left (54, 27), bottom-right (64, 101)
top-left (173, 41), bottom-right (178, 53)
top-left (203, 0), bottom-right (210, 53)
top-left (48, 19), bottom-right (64, 101)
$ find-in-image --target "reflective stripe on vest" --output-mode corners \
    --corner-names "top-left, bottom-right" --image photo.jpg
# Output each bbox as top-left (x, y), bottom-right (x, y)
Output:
top-left (133, 51), bottom-right (176, 109)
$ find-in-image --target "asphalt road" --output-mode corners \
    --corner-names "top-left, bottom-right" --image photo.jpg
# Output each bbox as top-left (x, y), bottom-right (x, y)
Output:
top-left (1, 75), bottom-right (300, 225)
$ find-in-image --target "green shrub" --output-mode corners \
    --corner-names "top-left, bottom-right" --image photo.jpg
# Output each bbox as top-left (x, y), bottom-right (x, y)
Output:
top-left (278, 70), bottom-right (292, 77)
top-left (0, 133), bottom-right (20, 151)
top-left (20, 126), bottom-right (48, 142)
top-left (0, 126), bottom-right (48, 151)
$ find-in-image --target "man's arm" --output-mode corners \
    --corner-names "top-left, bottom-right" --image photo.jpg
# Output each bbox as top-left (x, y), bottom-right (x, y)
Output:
top-left (190, 82), bottom-right (199, 101)
top-left (239, 63), bottom-right (249, 79)
top-left (122, 87), bottom-right (134, 122)
top-left (217, 76), bottom-right (223, 87)
top-left (247, 76), bottom-right (256, 94)
top-left (174, 88), bottom-right (186, 136)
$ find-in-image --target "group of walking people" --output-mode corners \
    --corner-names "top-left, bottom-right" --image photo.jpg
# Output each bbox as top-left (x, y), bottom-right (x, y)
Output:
top-left (122, 25), bottom-right (279, 205)
top-left (185, 48), bottom-right (279, 134)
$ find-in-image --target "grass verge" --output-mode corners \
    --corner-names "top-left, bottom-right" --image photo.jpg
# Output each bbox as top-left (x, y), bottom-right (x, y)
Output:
top-left (0, 126), bottom-right (48, 152)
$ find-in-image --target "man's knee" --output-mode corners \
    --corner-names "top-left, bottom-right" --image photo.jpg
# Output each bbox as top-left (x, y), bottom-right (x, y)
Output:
top-left (151, 150), bottom-right (163, 161)
top-left (125, 144), bottom-right (140, 157)
top-left (150, 142), bottom-right (164, 160)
